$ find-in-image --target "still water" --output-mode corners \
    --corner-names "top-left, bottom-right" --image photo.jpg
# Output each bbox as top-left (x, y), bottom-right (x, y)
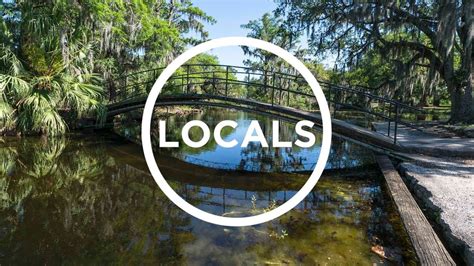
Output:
top-left (0, 108), bottom-right (417, 264)
top-left (129, 108), bottom-right (375, 172)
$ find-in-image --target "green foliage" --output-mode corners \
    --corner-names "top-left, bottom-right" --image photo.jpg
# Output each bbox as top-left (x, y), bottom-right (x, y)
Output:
top-left (276, 0), bottom-right (474, 121)
top-left (240, 13), bottom-right (322, 109)
top-left (241, 13), bottom-right (301, 70)
top-left (159, 53), bottom-right (245, 97)
top-left (0, 43), bottom-right (105, 135)
top-left (0, 0), bottom-right (213, 135)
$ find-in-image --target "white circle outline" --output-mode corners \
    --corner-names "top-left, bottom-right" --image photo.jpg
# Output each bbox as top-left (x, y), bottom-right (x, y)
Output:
top-left (141, 37), bottom-right (332, 227)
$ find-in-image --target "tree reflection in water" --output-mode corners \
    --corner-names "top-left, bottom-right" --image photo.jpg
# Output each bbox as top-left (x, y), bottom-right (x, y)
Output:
top-left (150, 107), bottom-right (375, 172)
top-left (0, 133), bottom-right (416, 264)
top-left (0, 136), bottom-right (192, 264)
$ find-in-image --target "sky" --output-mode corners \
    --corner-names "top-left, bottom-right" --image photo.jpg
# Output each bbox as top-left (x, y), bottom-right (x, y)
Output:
top-left (189, 0), bottom-right (277, 66)
top-left (188, 0), bottom-right (336, 68)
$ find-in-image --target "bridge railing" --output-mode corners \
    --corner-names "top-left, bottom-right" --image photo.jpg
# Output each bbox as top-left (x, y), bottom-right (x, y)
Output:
top-left (110, 64), bottom-right (428, 144)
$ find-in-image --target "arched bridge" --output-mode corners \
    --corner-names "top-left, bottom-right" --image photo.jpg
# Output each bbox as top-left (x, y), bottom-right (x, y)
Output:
top-left (104, 64), bottom-right (426, 151)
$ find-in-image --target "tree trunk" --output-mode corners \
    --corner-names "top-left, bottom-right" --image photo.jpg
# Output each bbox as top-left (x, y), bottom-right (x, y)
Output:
top-left (432, 86), bottom-right (441, 106)
top-left (450, 83), bottom-right (474, 122)
top-left (418, 91), bottom-right (429, 107)
top-left (450, 0), bottom-right (474, 122)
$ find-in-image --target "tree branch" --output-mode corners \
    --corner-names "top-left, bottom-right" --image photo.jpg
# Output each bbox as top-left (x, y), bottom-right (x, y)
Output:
top-left (380, 40), bottom-right (445, 77)
top-left (384, 3), bottom-right (437, 44)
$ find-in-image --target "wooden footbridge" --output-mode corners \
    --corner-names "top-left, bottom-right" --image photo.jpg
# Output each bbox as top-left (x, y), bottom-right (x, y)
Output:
top-left (103, 63), bottom-right (426, 153)
top-left (103, 65), bottom-right (455, 264)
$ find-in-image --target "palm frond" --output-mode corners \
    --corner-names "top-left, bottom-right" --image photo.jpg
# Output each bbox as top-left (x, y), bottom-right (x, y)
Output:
top-left (18, 91), bottom-right (67, 136)
top-left (0, 74), bottom-right (32, 100)
top-left (0, 45), bottom-right (25, 76)
top-left (0, 99), bottom-right (16, 131)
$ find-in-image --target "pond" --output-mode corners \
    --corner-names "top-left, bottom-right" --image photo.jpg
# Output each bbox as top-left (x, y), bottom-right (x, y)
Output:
top-left (0, 108), bottom-right (417, 264)
top-left (121, 107), bottom-right (375, 172)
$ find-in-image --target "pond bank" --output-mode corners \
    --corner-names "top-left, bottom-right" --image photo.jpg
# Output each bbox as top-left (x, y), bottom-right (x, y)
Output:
top-left (373, 121), bottom-right (474, 263)
top-left (398, 156), bottom-right (474, 265)
top-left (373, 122), bottom-right (473, 264)
top-left (376, 155), bottom-right (455, 265)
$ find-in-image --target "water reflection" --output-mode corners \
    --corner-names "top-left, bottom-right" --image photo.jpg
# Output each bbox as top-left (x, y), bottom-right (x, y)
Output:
top-left (150, 108), bottom-right (374, 172)
top-left (0, 136), bottom-right (191, 264)
top-left (0, 134), bottom-right (416, 264)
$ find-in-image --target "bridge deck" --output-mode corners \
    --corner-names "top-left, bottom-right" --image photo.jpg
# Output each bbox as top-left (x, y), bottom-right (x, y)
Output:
top-left (374, 122), bottom-right (474, 158)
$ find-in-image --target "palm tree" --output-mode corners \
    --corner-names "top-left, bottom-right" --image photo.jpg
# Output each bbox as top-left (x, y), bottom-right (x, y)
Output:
top-left (0, 44), bottom-right (105, 136)
top-left (0, 0), bottom-right (106, 136)
top-left (0, 0), bottom-right (214, 136)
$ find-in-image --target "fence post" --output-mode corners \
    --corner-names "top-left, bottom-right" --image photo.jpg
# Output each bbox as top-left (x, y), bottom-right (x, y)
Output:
top-left (225, 66), bottom-right (229, 97)
top-left (181, 70), bottom-right (185, 93)
top-left (134, 76), bottom-right (138, 95)
top-left (151, 69), bottom-right (156, 93)
top-left (278, 76), bottom-right (282, 105)
top-left (123, 76), bottom-right (128, 101)
top-left (222, 188), bottom-right (226, 213)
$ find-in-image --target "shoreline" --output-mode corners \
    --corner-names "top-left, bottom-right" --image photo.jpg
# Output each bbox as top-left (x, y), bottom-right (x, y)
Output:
top-left (398, 157), bottom-right (474, 265)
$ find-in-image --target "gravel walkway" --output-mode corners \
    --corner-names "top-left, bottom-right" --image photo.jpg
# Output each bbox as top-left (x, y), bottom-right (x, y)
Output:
top-left (399, 157), bottom-right (474, 264)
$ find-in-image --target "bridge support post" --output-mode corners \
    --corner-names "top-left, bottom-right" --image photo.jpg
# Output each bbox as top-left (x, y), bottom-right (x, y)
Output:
top-left (388, 103), bottom-right (392, 137)
top-left (181, 71), bottom-right (185, 93)
top-left (225, 66), bottom-right (229, 96)
top-left (212, 71), bottom-right (216, 94)
top-left (246, 69), bottom-right (250, 93)
top-left (271, 72), bottom-right (276, 106)
top-left (186, 65), bottom-right (190, 94)
top-left (394, 103), bottom-right (399, 144)
top-left (328, 85), bottom-right (332, 114)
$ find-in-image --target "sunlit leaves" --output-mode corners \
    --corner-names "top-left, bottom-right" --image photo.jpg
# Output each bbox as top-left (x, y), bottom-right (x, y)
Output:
top-left (0, 74), bottom-right (31, 99)
top-left (0, 0), bottom-right (215, 135)
top-left (17, 91), bottom-right (66, 136)
top-left (276, 0), bottom-right (474, 121)
top-left (0, 99), bottom-right (15, 132)
top-left (0, 45), bottom-right (104, 136)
